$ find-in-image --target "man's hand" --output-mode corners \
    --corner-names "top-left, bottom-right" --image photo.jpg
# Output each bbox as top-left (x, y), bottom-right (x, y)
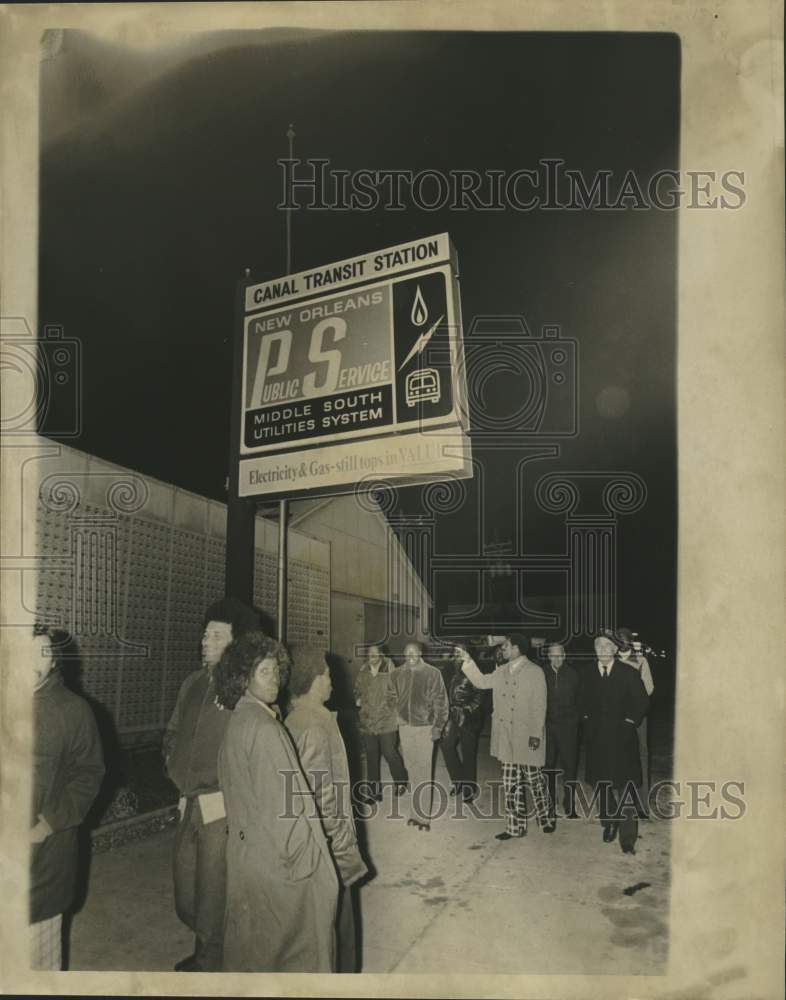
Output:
top-left (528, 737), bottom-right (541, 750)
top-left (30, 816), bottom-right (53, 844)
top-left (432, 728), bottom-right (443, 742)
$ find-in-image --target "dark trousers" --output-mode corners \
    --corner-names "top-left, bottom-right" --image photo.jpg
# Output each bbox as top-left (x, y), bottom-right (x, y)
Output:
top-left (336, 884), bottom-right (359, 972)
top-left (440, 721), bottom-right (479, 788)
top-left (637, 716), bottom-right (650, 809)
top-left (173, 797), bottom-right (227, 970)
top-left (597, 783), bottom-right (639, 851)
top-left (544, 720), bottom-right (578, 812)
top-left (363, 731), bottom-right (407, 794)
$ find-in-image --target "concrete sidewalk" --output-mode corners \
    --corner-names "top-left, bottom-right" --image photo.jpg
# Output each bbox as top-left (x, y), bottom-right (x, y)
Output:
top-left (70, 739), bottom-right (670, 974)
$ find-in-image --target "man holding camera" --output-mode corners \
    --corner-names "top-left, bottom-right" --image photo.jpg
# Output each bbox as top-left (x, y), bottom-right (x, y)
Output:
top-left (460, 632), bottom-right (555, 840)
top-left (613, 627), bottom-right (655, 817)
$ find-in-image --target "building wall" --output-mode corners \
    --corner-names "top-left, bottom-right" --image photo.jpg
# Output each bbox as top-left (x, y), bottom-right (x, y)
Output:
top-left (32, 443), bottom-right (329, 741)
top-left (292, 494), bottom-right (431, 695)
top-left (30, 444), bottom-right (432, 740)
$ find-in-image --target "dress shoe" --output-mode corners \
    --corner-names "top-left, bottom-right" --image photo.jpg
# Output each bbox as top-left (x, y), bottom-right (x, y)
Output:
top-left (621, 844), bottom-right (636, 854)
top-left (602, 823), bottom-right (618, 843)
top-left (394, 783), bottom-right (407, 796)
top-left (542, 820), bottom-right (556, 834)
top-left (461, 786), bottom-right (478, 802)
top-left (495, 830), bottom-right (525, 840)
top-left (174, 954), bottom-right (198, 972)
top-left (449, 786), bottom-right (458, 797)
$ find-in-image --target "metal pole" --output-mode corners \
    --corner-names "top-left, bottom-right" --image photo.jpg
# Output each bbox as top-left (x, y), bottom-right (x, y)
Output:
top-left (276, 124), bottom-right (295, 643)
top-left (225, 268), bottom-right (256, 607)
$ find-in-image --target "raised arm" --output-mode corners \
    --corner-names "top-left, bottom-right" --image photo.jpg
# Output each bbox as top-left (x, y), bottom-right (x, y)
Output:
top-left (639, 656), bottom-right (655, 696)
top-left (460, 657), bottom-right (495, 690)
top-left (624, 668), bottom-right (650, 727)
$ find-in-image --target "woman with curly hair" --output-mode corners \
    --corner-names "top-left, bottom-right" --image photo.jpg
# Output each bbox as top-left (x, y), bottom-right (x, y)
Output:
top-left (214, 632), bottom-right (338, 972)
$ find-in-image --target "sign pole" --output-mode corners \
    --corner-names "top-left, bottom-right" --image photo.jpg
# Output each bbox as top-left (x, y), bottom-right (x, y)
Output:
top-left (276, 124), bottom-right (295, 643)
top-left (225, 269), bottom-right (256, 607)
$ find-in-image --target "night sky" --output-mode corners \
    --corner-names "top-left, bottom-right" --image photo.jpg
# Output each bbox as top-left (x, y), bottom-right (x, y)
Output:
top-left (39, 29), bottom-right (679, 655)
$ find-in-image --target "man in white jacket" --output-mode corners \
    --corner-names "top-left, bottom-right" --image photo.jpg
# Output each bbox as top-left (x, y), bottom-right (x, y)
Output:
top-left (459, 633), bottom-right (555, 840)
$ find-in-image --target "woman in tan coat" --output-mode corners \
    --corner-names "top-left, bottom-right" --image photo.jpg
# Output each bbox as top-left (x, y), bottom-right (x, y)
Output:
top-left (214, 632), bottom-right (338, 972)
top-left (285, 646), bottom-right (368, 972)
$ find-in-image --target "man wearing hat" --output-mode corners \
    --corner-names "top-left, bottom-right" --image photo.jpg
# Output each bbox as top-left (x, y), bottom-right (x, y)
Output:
top-left (614, 627), bottom-right (655, 817)
top-left (460, 632), bottom-right (555, 840)
top-left (581, 630), bottom-right (650, 853)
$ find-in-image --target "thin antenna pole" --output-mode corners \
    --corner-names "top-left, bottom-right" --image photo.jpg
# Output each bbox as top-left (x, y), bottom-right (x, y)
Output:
top-left (276, 124), bottom-right (295, 643)
top-left (285, 123), bottom-right (295, 272)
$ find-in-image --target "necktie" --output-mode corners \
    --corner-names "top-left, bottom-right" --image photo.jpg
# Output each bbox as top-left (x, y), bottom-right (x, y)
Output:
top-left (602, 665), bottom-right (608, 679)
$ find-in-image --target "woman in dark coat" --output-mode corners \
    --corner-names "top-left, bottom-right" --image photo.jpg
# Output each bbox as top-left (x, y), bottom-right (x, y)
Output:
top-left (30, 625), bottom-right (104, 970)
top-left (214, 632), bottom-right (339, 972)
top-left (581, 632), bottom-right (649, 853)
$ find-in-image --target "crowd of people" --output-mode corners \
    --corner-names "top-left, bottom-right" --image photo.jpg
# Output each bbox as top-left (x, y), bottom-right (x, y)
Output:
top-left (26, 598), bottom-right (655, 973)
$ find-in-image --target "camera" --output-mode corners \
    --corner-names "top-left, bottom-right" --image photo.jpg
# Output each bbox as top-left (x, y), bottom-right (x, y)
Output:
top-left (0, 319), bottom-right (82, 436)
top-left (459, 316), bottom-right (577, 438)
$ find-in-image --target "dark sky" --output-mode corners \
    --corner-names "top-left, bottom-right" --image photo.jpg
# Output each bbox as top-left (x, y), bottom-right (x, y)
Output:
top-left (39, 28), bottom-right (679, 652)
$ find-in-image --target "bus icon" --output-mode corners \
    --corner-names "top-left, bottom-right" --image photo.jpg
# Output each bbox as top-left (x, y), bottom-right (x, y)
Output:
top-left (405, 368), bottom-right (441, 406)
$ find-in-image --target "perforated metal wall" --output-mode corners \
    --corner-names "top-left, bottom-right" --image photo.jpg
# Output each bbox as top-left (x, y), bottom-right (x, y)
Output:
top-left (35, 491), bottom-right (330, 739)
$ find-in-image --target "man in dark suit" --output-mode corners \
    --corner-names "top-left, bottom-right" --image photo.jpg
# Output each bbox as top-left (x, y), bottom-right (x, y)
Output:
top-left (542, 643), bottom-right (581, 819)
top-left (581, 631), bottom-right (649, 853)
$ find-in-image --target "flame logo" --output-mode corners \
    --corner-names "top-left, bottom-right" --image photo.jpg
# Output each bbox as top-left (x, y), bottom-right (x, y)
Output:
top-left (410, 285), bottom-right (428, 327)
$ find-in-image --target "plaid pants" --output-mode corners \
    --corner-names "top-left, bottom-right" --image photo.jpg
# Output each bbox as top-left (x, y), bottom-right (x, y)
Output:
top-left (501, 762), bottom-right (552, 835)
top-left (30, 913), bottom-right (62, 970)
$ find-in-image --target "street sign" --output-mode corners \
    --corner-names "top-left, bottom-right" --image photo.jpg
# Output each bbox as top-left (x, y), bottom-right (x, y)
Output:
top-left (234, 233), bottom-right (472, 499)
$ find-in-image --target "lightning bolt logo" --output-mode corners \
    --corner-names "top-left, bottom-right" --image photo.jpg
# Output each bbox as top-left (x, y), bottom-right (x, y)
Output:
top-left (398, 314), bottom-right (444, 372)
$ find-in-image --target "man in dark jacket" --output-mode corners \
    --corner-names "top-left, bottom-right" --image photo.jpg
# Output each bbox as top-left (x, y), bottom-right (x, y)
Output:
top-left (389, 642), bottom-right (449, 831)
top-left (354, 645), bottom-right (408, 802)
top-left (30, 624), bottom-right (104, 970)
top-left (440, 643), bottom-right (487, 801)
top-left (164, 597), bottom-right (261, 972)
top-left (542, 643), bottom-right (581, 819)
top-left (581, 631), bottom-right (650, 853)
